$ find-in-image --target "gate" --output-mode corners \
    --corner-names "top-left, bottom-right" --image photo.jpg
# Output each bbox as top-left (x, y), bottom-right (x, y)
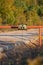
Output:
top-left (0, 26), bottom-right (43, 47)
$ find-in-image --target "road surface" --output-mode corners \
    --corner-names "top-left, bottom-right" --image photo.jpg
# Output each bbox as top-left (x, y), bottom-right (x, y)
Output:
top-left (0, 29), bottom-right (43, 51)
top-left (0, 29), bottom-right (40, 43)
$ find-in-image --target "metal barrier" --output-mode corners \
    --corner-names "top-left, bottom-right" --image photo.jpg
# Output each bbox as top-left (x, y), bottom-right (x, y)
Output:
top-left (0, 26), bottom-right (43, 47)
top-left (27, 26), bottom-right (43, 47)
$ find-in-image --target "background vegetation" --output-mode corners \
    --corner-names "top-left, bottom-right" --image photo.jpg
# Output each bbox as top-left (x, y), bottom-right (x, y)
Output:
top-left (0, 0), bottom-right (43, 25)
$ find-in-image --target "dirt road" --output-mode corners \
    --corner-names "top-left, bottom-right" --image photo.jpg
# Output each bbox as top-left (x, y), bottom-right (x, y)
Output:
top-left (0, 29), bottom-right (39, 43)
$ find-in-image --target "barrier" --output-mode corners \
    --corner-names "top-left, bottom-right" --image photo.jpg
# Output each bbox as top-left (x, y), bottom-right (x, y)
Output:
top-left (0, 26), bottom-right (43, 47)
top-left (27, 26), bottom-right (43, 47)
top-left (0, 26), bottom-right (11, 28)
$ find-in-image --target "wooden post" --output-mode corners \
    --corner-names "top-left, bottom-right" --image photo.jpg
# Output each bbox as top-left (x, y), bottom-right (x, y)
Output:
top-left (39, 28), bottom-right (42, 47)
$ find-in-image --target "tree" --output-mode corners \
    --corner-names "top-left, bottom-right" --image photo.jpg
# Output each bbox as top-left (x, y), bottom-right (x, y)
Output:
top-left (0, 0), bottom-right (43, 25)
top-left (0, 0), bottom-right (15, 25)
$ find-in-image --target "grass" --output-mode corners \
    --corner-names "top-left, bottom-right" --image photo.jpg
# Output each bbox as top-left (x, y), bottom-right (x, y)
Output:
top-left (27, 57), bottom-right (43, 65)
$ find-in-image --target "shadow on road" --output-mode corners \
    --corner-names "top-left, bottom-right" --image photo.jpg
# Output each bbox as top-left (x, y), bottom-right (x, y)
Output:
top-left (0, 41), bottom-right (43, 65)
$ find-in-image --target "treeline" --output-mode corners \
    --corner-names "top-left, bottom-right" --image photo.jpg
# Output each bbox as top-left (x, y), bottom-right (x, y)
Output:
top-left (0, 0), bottom-right (43, 25)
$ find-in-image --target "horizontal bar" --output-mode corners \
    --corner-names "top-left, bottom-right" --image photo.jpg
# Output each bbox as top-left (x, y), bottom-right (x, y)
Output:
top-left (27, 26), bottom-right (43, 28)
top-left (0, 26), bottom-right (11, 28)
top-left (0, 26), bottom-right (43, 29)
top-left (0, 26), bottom-right (18, 29)
top-left (11, 26), bottom-right (18, 28)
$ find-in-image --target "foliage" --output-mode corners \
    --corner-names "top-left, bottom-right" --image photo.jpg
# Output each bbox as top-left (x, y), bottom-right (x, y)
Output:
top-left (0, 0), bottom-right (43, 25)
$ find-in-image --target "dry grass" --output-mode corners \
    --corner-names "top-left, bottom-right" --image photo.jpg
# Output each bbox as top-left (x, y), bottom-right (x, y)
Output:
top-left (27, 57), bottom-right (43, 65)
top-left (0, 53), bottom-right (7, 59)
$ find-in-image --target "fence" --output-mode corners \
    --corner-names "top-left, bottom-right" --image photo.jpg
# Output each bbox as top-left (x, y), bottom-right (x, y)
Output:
top-left (0, 26), bottom-right (43, 47)
top-left (27, 26), bottom-right (43, 47)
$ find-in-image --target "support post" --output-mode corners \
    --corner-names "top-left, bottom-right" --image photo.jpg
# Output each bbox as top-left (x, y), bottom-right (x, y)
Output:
top-left (39, 28), bottom-right (42, 47)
